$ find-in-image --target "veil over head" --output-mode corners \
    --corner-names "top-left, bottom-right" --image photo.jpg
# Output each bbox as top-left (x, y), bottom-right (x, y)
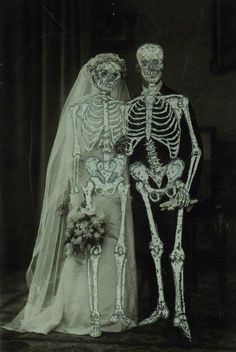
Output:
top-left (5, 53), bottom-right (130, 331)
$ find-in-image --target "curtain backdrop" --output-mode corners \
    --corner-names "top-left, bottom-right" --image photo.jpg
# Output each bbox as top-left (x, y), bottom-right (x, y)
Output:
top-left (3, 0), bottom-right (233, 273)
top-left (2, 0), bottom-right (92, 270)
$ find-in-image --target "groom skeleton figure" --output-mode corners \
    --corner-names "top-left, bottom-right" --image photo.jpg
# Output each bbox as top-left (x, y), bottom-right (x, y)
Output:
top-left (117, 43), bottom-right (202, 340)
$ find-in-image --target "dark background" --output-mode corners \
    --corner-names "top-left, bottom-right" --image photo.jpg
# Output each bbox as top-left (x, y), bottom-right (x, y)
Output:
top-left (1, 0), bottom-right (236, 284)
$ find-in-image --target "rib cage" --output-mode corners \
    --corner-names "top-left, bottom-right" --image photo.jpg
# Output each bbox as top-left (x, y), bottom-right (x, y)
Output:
top-left (127, 97), bottom-right (181, 158)
top-left (82, 95), bottom-right (125, 152)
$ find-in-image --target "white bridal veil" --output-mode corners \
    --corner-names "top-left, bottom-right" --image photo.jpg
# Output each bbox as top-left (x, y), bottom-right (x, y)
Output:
top-left (5, 53), bottom-right (130, 332)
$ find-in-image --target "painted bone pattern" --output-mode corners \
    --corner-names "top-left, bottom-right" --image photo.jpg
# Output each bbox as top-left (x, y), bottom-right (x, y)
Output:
top-left (82, 95), bottom-right (124, 152)
top-left (126, 90), bottom-right (201, 341)
top-left (70, 93), bottom-right (136, 338)
top-left (127, 96), bottom-right (181, 159)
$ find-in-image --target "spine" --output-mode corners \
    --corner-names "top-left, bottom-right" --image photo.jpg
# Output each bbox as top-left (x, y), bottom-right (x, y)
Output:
top-left (145, 139), bottom-right (164, 187)
top-left (145, 139), bottom-right (162, 172)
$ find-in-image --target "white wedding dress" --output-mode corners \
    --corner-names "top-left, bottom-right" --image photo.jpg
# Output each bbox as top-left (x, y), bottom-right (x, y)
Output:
top-left (4, 54), bottom-right (137, 335)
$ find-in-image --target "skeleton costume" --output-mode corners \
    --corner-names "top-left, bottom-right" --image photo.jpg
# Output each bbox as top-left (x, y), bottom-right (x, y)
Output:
top-left (4, 54), bottom-right (137, 337)
top-left (117, 44), bottom-right (202, 340)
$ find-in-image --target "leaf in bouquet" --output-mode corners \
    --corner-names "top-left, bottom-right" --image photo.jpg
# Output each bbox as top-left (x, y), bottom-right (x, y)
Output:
top-left (64, 243), bottom-right (73, 257)
top-left (75, 228), bottom-right (84, 236)
top-left (65, 229), bottom-right (73, 239)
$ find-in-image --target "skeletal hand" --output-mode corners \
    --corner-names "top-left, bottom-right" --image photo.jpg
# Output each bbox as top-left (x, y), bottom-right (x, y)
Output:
top-left (175, 185), bottom-right (191, 209)
top-left (69, 193), bottom-right (80, 211)
top-left (162, 182), bottom-right (190, 210)
top-left (160, 198), bottom-right (198, 211)
top-left (67, 193), bottom-right (81, 225)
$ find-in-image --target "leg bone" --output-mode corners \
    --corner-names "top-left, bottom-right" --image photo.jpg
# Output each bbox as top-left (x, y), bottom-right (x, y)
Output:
top-left (82, 180), bottom-right (94, 211)
top-left (134, 181), bottom-right (169, 326)
top-left (88, 245), bottom-right (102, 337)
top-left (170, 208), bottom-right (191, 341)
top-left (111, 183), bottom-right (136, 328)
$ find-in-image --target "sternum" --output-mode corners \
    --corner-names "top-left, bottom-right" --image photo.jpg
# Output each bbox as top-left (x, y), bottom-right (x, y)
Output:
top-left (145, 89), bottom-right (155, 141)
top-left (102, 93), bottom-right (113, 162)
top-left (103, 94), bottom-right (109, 129)
top-left (146, 107), bottom-right (152, 140)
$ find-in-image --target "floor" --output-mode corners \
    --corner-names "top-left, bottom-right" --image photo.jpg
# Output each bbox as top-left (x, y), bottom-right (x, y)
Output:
top-left (1, 268), bottom-right (236, 352)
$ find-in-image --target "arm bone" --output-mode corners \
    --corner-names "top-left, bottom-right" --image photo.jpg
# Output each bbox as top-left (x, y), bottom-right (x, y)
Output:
top-left (182, 100), bottom-right (202, 192)
top-left (70, 105), bottom-right (81, 193)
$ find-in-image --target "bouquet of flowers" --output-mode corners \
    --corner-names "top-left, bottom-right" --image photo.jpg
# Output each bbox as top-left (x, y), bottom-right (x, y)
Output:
top-left (63, 205), bottom-right (106, 259)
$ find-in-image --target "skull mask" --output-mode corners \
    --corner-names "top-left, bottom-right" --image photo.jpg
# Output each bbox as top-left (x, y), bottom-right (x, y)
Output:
top-left (90, 60), bottom-right (123, 94)
top-left (136, 43), bottom-right (164, 84)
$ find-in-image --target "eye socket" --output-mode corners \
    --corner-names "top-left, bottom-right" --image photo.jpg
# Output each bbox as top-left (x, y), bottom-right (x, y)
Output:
top-left (142, 59), bottom-right (148, 66)
top-left (112, 72), bottom-right (120, 79)
top-left (149, 59), bottom-right (159, 66)
top-left (100, 70), bottom-right (108, 77)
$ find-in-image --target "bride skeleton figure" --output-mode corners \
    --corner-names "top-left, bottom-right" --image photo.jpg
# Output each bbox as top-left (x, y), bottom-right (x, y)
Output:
top-left (4, 54), bottom-right (137, 337)
top-left (117, 44), bottom-right (202, 340)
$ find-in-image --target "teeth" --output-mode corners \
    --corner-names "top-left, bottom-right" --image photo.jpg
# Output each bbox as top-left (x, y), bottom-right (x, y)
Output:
top-left (143, 70), bottom-right (158, 78)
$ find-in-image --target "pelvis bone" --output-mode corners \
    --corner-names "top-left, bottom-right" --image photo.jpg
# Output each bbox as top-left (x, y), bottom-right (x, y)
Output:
top-left (85, 155), bottom-right (126, 196)
top-left (130, 158), bottom-right (185, 202)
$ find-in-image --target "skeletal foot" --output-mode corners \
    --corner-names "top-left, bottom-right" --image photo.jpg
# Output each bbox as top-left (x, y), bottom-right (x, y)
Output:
top-left (173, 313), bottom-right (191, 341)
top-left (90, 313), bottom-right (102, 337)
top-left (139, 302), bottom-right (169, 326)
top-left (111, 310), bottom-right (136, 328)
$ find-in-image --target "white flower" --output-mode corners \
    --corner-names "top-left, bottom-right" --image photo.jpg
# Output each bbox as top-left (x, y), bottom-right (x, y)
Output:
top-left (84, 231), bottom-right (93, 239)
top-left (94, 232), bottom-right (101, 239)
top-left (72, 236), bottom-right (83, 245)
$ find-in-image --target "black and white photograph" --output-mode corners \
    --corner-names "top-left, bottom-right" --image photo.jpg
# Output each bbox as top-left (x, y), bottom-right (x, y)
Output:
top-left (1, 1), bottom-right (236, 351)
